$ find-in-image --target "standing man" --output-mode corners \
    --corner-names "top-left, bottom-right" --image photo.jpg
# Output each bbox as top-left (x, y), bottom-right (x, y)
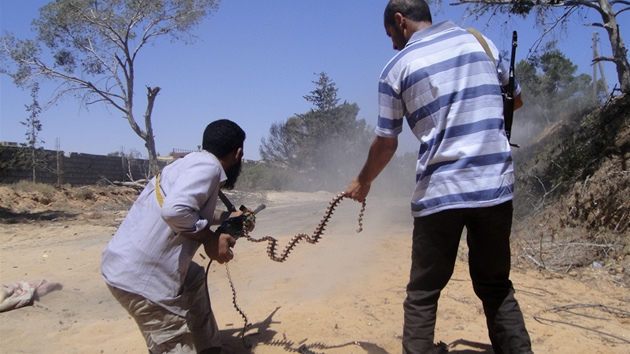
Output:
top-left (345, 1), bottom-right (533, 353)
top-left (102, 119), bottom-right (248, 354)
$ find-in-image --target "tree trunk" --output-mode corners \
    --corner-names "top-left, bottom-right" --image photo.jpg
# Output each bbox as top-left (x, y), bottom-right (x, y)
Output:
top-left (452, 0), bottom-right (630, 94)
top-left (597, 0), bottom-right (630, 94)
top-left (31, 147), bottom-right (36, 183)
top-left (144, 86), bottom-right (161, 177)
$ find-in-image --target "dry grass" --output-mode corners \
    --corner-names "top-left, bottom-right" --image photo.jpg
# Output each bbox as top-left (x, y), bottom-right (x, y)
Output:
top-left (511, 94), bottom-right (629, 288)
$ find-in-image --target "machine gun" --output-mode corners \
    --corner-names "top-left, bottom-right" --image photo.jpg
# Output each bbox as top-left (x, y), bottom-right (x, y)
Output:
top-left (504, 31), bottom-right (519, 148)
top-left (216, 191), bottom-right (266, 239)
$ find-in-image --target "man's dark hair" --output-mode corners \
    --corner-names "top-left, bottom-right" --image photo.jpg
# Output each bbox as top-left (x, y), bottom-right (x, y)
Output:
top-left (202, 119), bottom-right (246, 158)
top-left (384, 0), bottom-right (432, 26)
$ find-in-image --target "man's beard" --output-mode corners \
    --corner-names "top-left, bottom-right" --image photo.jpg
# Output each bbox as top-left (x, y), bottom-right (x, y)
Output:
top-left (222, 159), bottom-right (242, 190)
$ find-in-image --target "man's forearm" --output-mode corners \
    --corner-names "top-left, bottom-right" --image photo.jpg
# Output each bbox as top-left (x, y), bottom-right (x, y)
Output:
top-left (514, 93), bottom-right (523, 110)
top-left (179, 226), bottom-right (215, 242)
top-left (212, 209), bottom-right (231, 226)
top-left (357, 136), bottom-right (398, 184)
top-left (346, 136), bottom-right (398, 202)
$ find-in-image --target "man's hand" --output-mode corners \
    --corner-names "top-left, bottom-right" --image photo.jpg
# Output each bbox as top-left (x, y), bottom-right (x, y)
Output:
top-left (212, 209), bottom-right (244, 226)
top-left (346, 178), bottom-right (371, 202)
top-left (203, 233), bottom-right (236, 264)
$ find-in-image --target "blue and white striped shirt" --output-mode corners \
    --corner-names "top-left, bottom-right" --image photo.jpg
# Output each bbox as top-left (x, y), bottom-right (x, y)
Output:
top-left (377, 21), bottom-right (519, 217)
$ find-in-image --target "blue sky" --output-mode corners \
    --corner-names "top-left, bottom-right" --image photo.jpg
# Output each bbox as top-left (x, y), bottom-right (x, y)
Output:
top-left (0, 0), bottom-right (621, 160)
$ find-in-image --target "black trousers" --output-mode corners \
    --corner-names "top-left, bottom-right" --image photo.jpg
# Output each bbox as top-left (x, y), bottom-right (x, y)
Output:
top-left (402, 201), bottom-right (533, 354)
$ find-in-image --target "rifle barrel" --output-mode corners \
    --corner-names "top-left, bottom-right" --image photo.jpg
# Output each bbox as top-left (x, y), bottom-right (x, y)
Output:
top-left (505, 31), bottom-right (518, 144)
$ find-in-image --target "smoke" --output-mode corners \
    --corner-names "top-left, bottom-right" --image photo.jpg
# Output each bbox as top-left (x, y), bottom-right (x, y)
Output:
top-left (510, 93), bottom-right (599, 150)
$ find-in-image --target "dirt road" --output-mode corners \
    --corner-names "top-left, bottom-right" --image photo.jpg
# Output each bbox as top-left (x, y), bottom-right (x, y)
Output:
top-left (1, 191), bottom-right (628, 353)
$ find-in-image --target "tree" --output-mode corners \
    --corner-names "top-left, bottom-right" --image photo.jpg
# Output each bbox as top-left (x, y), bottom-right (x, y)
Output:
top-left (519, 44), bottom-right (597, 101)
top-left (14, 83), bottom-right (57, 183)
top-left (21, 83), bottom-right (45, 182)
top-left (260, 72), bottom-right (373, 190)
top-left (515, 45), bottom-right (600, 139)
top-left (259, 117), bottom-right (303, 168)
top-left (451, 0), bottom-right (629, 94)
top-left (304, 71), bottom-right (341, 111)
top-left (296, 72), bottom-right (372, 171)
top-left (0, 0), bottom-right (221, 176)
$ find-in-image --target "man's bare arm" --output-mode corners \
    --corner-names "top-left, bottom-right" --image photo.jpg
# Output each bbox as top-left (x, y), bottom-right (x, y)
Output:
top-left (346, 136), bottom-right (398, 202)
top-left (179, 227), bottom-right (214, 242)
top-left (211, 209), bottom-right (232, 226)
top-left (514, 93), bottom-right (523, 110)
top-left (179, 227), bottom-right (235, 264)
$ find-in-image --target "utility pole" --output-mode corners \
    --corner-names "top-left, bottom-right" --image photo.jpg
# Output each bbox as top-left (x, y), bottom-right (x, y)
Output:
top-left (592, 32), bottom-right (609, 99)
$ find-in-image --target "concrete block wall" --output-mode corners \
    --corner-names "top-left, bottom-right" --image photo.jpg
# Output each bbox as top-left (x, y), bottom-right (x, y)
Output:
top-left (0, 147), bottom-right (165, 186)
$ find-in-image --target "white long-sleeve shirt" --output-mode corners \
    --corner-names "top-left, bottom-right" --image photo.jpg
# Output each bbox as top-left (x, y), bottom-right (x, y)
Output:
top-left (101, 151), bottom-right (226, 316)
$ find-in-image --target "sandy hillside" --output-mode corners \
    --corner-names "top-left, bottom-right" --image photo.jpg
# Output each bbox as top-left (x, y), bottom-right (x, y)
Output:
top-left (0, 186), bottom-right (628, 353)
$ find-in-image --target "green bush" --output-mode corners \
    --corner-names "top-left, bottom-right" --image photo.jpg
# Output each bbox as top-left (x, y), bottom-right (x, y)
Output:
top-left (237, 162), bottom-right (292, 191)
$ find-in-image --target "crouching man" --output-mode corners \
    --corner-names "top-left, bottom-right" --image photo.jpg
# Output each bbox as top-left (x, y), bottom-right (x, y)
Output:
top-left (101, 119), bottom-right (248, 354)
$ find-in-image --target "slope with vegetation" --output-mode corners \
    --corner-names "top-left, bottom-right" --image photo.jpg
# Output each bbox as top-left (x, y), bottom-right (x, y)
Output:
top-left (512, 93), bottom-right (629, 288)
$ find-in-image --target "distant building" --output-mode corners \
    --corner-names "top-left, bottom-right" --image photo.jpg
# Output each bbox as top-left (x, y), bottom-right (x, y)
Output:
top-left (171, 148), bottom-right (195, 159)
top-left (0, 141), bottom-right (19, 147)
top-left (157, 155), bottom-right (175, 163)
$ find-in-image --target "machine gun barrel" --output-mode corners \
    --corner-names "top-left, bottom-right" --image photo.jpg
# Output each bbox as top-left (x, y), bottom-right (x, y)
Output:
top-left (252, 204), bottom-right (266, 214)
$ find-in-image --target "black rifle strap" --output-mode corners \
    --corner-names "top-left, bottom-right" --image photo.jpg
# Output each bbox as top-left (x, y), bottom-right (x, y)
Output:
top-left (218, 190), bottom-right (237, 213)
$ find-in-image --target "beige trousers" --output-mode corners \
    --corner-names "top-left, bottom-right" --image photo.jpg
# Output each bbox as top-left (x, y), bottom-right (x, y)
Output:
top-left (107, 263), bottom-right (221, 353)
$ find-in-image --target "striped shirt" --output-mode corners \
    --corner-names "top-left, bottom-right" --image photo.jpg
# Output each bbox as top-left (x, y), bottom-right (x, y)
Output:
top-left (377, 20), bottom-right (520, 217)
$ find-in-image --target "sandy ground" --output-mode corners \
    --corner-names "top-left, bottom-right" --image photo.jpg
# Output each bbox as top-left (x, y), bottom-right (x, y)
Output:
top-left (1, 190), bottom-right (629, 353)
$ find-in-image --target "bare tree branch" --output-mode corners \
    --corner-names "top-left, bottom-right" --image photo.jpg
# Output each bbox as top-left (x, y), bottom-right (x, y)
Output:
top-left (1, 0), bottom-right (221, 175)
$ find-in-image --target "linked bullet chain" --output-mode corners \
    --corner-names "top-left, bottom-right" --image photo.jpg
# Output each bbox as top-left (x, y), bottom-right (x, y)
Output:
top-left (224, 192), bottom-right (366, 348)
top-left (243, 192), bottom-right (366, 262)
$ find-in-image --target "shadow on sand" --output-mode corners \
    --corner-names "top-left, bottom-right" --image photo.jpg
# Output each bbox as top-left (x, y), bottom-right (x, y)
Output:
top-left (0, 206), bottom-right (79, 224)
top-left (218, 307), bottom-right (389, 354)
top-left (217, 307), bottom-right (494, 354)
